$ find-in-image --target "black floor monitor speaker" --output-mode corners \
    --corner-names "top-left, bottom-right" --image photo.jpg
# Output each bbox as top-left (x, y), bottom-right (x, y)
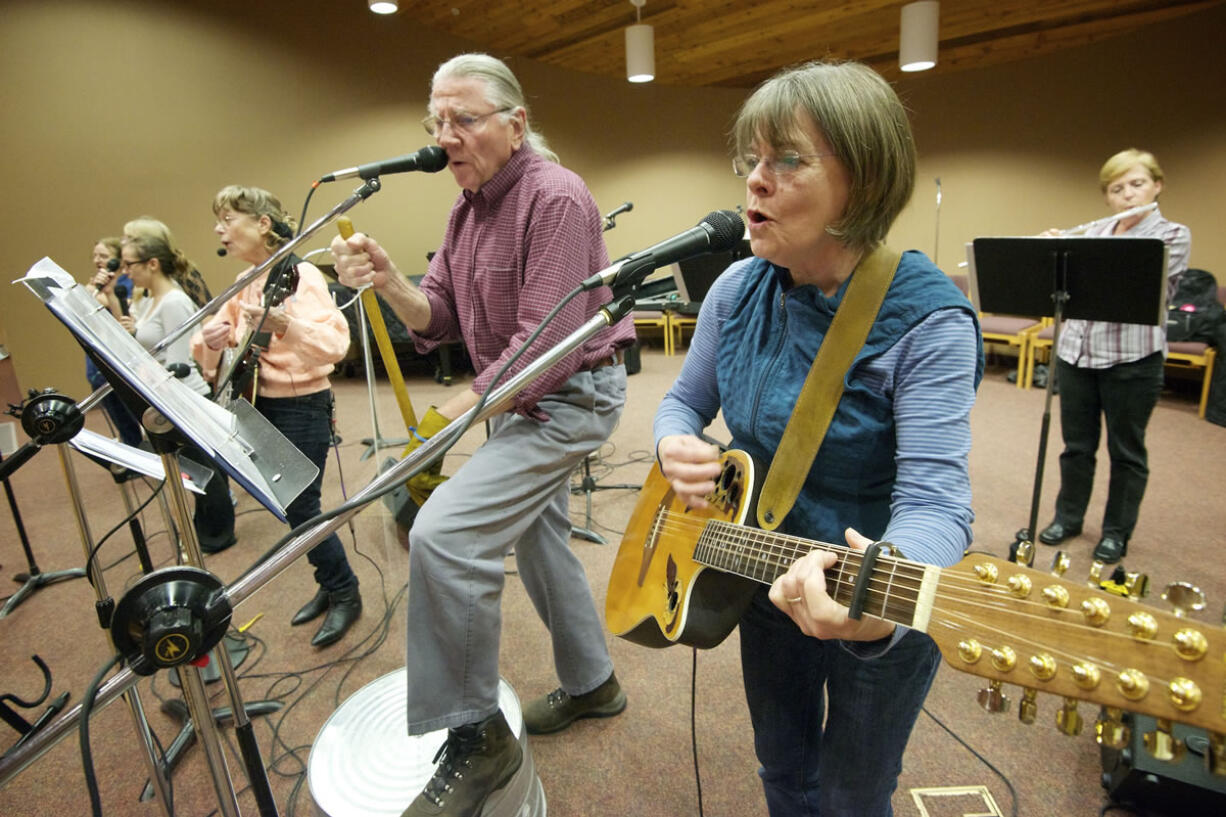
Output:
top-left (1100, 712), bottom-right (1226, 814)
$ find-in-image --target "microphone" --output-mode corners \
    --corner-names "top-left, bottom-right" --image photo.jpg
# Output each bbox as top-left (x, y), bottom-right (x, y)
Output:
top-left (106, 257), bottom-right (120, 272)
top-left (116, 289), bottom-right (130, 317)
top-left (582, 209), bottom-right (745, 291)
top-left (166, 363), bottom-right (191, 379)
top-left (603, 201), bottom-right (633, 232)
top-left (318, 145), bottom-right (449, 183)
top-left (217, 247), bottom-right (228, 257)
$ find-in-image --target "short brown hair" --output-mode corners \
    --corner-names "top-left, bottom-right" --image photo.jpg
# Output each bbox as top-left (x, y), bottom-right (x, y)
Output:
top-left (212, 185), bottom-right (296, 253)
top-left (732, 61), bottom-right (916, 253)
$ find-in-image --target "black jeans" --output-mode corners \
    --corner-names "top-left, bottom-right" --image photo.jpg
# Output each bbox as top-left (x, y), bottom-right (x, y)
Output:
top-left (255, 390), bottom-right (357, 593)
top-left (1053, 353), bottom-right (1163, 541)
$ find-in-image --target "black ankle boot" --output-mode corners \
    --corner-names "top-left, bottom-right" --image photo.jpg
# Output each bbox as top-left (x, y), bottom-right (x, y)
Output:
top-left (401, 711), bottom-right (523, 817)
top-left (311, 585), bottom-right (362, 647)
top-left (291, 588), bottom-right (329, 626)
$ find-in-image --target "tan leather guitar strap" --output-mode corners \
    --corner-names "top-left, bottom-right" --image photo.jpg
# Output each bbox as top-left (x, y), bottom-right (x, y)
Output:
top-left (756, 244), bottom-right (901, 531)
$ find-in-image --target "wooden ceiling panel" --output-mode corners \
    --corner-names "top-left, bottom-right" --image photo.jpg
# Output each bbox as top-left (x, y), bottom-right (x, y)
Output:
top-left (403, 0), bottom-right (1221, 87)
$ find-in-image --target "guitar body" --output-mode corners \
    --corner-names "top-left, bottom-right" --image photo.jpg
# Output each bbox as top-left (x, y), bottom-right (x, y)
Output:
top-left (606, 449), bottom-right (760, 649)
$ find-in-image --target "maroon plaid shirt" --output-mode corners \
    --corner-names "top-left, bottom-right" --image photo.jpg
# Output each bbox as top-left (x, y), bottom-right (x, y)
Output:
top-left (414, 147), bottom-right (634, 417)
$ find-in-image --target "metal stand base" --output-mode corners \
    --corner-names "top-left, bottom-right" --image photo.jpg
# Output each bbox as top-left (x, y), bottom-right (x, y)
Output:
top-left (1, 568), bottom-right (87, 618)
top-left (569, 454), bottom-right (638, 545)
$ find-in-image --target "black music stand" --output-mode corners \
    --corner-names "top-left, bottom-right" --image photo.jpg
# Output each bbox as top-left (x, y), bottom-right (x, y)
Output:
top-left (967, 236), bottom-right (1167, 565)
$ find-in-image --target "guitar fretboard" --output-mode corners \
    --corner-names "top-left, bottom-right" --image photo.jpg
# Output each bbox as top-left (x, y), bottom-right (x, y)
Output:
top-left (692, 516), bottom-right (929, 627)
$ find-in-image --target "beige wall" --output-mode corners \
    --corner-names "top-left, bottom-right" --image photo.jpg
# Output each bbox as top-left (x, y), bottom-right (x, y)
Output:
top-left (2, 0), bottom-right (1223, 399)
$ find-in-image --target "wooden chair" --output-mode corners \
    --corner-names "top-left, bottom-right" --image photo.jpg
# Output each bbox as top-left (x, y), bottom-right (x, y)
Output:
top-left (948, 273), bottom-right (1040, 388)
top-left (665, 311), bottom-right (698, 355)
top-left (1166, 340), bottom-right (1217, 418)
top-left (632, 311), bottom-right (670, 355)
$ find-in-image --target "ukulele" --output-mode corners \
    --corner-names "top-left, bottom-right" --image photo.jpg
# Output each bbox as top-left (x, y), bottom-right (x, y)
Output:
top-left (607, 449), bottom-right (1226, 740)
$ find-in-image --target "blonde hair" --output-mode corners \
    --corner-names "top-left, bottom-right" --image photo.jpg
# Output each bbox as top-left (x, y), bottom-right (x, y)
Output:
top-left (212, 185), bottom-right (296, 253)
top-left (95, 236), bottom-right (122, 258)
top-left (1099, 148), bottom-right (1164, 192)
top-left (121, 216), bottom-right (212, 307)
top-left (431, 53), bottom-right (558, 164)
top-left (732, 60), bottom-right (916, 254)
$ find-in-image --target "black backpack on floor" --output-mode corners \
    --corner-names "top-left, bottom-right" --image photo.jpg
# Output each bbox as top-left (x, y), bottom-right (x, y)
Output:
top-left (1166, 268), bottom-right (1223, 343)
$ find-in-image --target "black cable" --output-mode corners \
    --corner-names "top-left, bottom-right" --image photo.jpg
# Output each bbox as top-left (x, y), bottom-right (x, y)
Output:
top-left (922, 705), bottom-right (1018, 817)
top-left (79, 652), bottom-right (124, 817)
top-left (690, 647), bottom-right (705, 817)
top-left (85, 477), bottom-right (165, 580)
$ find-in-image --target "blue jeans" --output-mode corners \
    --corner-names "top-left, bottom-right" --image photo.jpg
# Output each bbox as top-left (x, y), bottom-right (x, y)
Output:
top-left (255, 390), bottom-right (356, 593)
top-left (739, 589), bottom-right (940, 817)
top-left (86, 359), bottom-right (143, 448)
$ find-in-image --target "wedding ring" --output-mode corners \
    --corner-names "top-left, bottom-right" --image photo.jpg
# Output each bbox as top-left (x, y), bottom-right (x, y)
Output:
top-left (787, 596), bottom-right (804, 604)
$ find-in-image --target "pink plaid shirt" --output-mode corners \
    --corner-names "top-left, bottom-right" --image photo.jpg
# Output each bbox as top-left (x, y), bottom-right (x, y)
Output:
top-left (414, 147), bottom-right (635, 417)
top-left (1056, 207), bottom-right (1191, 368)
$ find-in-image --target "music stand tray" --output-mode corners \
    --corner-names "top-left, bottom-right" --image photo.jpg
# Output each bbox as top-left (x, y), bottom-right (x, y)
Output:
top-left (967, 236), bottom-right (1167, 325)
top-left (17, 258), bottom-right (317, 519)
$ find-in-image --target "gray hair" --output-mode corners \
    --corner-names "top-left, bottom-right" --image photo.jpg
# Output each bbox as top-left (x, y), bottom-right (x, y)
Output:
top-left (732, 60), bottom-right (916, 253)
top-left (432, 53), bottom-right (558, 163)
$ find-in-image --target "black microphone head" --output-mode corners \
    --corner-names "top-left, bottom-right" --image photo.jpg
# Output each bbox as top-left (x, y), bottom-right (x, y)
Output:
top-left (166, 363), bottom-right (191, 378)
top-left (701, 209), bottom-right (745, 252)
top-left (106, 257), bottom-right (120, 272)
top-left (417, 145), bottom-right (448, 173)
top-left (217, 247), bottom-right (228, 256)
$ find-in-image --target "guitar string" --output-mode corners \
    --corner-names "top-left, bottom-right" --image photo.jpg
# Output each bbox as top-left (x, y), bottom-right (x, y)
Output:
top-left (926, 609), bottom-right (1201, 700)
top-left (649, 511), bottom-right (927, 613)
top-left (648, 510), bottom-right (1215, 677)
top-left (650, 511), bottom-right (929, 600)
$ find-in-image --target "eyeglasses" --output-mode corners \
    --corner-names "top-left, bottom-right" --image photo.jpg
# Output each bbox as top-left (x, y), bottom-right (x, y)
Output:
top-left (119, 258), bottom-right (147, 269)
top-left (421, 107), bottom-right (512, 137)
top-left (732, 151), bottom-right (834, 178)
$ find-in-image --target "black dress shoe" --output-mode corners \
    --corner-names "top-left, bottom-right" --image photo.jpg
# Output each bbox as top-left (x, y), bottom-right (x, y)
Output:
top-left (1093, 537), bottom-right (1127, 564)
top-left (200, 535), bottom-right (238, 555)
top-left (311, 586), bottom-right (362, 647)
top-left (1038, 521), bottom-right (1081, 545)
top-left (291, 588), bottom-right (329, 626)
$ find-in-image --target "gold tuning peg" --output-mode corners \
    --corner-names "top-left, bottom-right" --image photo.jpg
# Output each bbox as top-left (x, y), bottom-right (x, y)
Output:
top-left (1143, 718), bottom-right (1186, 763)
top-left (1087, 561), bottom-right (1105, 587)
top-left (1124, 570), bottom-right (1148, 599)
top-left (1049, 551), bottom-right (1070, 577)
top-left (977, 680), bottom-right (1009, 714)
top-left (1018, 687), bottom-right (1038, 724)
top-left (1094, 707), bottom-right (1130, 750)
top-left (1056, 697), bottom-right (1083, 736)
top-left (1208, 732), bottom-right (1226, 777)
top-left (1162, 582), bottom-right (1206, 618)
top-left (1013, 538), bottom-right (1034, 567)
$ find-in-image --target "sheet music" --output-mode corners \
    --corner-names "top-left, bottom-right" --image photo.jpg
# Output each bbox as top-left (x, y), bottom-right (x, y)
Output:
top-left (68, 428), bottom-right (205, 494)
top-left (16, 257), bottom-right (317, 520)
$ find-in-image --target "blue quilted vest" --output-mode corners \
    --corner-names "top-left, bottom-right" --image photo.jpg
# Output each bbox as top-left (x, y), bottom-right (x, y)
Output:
top-left (716, 251), bottom-right (982, 543)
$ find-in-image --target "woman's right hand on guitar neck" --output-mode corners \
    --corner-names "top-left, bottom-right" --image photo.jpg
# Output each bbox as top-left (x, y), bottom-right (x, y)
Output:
top-left (657, 434), bottom-right (723, 510)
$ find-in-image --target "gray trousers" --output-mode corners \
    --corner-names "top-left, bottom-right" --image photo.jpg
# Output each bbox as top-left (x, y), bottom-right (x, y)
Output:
top-left (405, 365), bottom-right (627, 734)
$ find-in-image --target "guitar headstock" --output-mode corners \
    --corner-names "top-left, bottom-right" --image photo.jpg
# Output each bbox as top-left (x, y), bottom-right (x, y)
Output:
top-left (264, 262), bottom-right (300, 308)
top-left (929, 551), bottom-right (1226, 738)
